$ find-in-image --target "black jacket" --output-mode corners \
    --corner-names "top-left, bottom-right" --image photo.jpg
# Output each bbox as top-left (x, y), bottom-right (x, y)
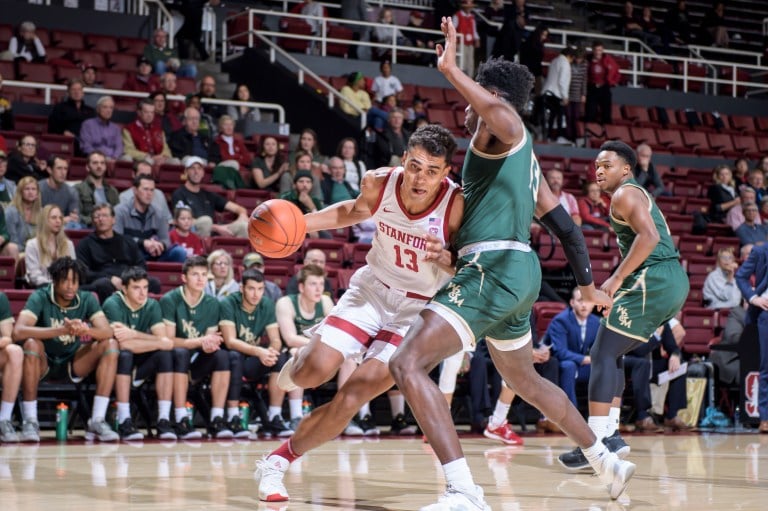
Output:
top-left (47, 98), bottom-right (95, 135)
top-left (6, 151), bottom-right (47, 183)
top-left (75, 231), bottom-right (145, 283)
top-left (167, 128), bottom-right (222, 163)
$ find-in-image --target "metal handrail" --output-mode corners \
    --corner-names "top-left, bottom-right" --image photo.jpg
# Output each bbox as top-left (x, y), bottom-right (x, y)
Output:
top-left (3, 80), bottom-right (287, 125)
top-left (688, 45), bottom-right (763, 67)
top-left (141, 0), bottom-right (175, 49)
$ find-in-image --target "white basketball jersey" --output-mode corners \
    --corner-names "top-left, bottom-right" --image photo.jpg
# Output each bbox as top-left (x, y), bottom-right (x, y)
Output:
top-left (366, 167), bottom-right (460, 297)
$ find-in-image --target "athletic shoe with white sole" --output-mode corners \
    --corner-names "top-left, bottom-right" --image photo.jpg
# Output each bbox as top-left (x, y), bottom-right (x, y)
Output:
top-left (597, 452), bottom-right (636, 500)
top-left (483, 420), bottom-right (524, 446)
top-left (420, 485), bottom-right (491, 511)
top-left (255, 458), bottom-right (289, 502)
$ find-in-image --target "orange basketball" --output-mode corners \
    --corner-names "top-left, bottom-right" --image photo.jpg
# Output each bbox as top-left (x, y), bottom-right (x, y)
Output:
top-left (248, 199), bottom-right (307, 258)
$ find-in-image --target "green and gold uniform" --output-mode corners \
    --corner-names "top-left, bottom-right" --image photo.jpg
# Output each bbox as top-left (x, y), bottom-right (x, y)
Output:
top-left (430, 133), bottom-right (542, 344)
top-left (103, 292), bottom-right (164, 334)
top-left (160, 286), bottom-right (220, 339)
top-left (0, 292), bottom-right (14, 329)
top-left (20, 285), bottom-right (104, 379)
top-left (603, 180), bottom-right (689, 341)
top-left (219, 292), bottom-right (277, 346)
top-left (288, 293), bottom-right (325, 341)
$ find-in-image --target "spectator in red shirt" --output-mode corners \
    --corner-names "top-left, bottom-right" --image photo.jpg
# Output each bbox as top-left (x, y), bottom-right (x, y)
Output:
top-left (578, 181), bottom-right (612, 232)
top-left (215, 115), bottom-right (253, 172)
top-left (123, 57), bottom-right (160, 93)
top-left (584, 41), bottom-right (620, 125)
top-left (121, 98), bottom-right (177, 165)
top-left (169, 205), bottom-right (205, 257)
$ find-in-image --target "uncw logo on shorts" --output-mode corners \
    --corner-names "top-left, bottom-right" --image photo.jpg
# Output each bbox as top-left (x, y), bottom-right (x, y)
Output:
top-left (616, 305), bottom-right (632, 329)
top-left (447, 282), bottom-right (464, 307)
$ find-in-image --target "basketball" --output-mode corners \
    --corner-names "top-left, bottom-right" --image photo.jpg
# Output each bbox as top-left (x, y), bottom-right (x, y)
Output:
top-left (248, 199), bottom-right (307, 258)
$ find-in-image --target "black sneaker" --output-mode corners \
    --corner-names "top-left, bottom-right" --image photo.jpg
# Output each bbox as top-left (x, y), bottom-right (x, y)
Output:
top-left (263, 415), bottom-right (294, 439)
top-left (603, 431), bottom-right (631, 459)
top-left (390, 413), bottom-right (417, 435)
top-left (558, 446), bottom-right (591, 472)
top-left (357, 414), bottom-right (380, 436)
top-left (117, 418), bottom-right (144, 441)
top-left (228, 415), bottom-right (251, 439)
top-left (174, 416), bottom-right (202, 440)
top-left (207, 416), bottom-right (234, 439)
top-left (156, 418), bottom-right (178, 440)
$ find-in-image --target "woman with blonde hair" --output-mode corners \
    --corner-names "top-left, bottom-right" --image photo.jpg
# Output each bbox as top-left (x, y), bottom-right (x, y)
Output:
top-left (204, 249), bottom-right (239, 299)
top-left (5, 176), bottom-right (42, 248)
top-left (25, 204), bottom-right (75, 287)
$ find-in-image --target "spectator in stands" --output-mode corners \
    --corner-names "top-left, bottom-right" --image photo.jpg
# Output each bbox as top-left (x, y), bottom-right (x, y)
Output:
top-left (24, 205), bottom-right (75, 288)
top-left (279, 171), bottom-right (325, 237)
top-left (746, 167), bottom-right (767, 203)
top-left (405, 10), bottom-right (435, 65)
top-left (0, 150), bottom-right (15, 204)
top-left (337, 137), bottom-right (366, 192)
top-left (491, 0), bottom-right (528, 61)
top-left (373, 8), bottom-right (410, 48)
top-left (118, 161), bottom-right (172, 224)
top-left (453, 0), bottom-right (481, 76)
top-left (47, 79), bottom-right (96, 138)
top-left (405, 96), bottom-right (428, 132)
top-left (79, 96), bottom-right (126, 161)
top-left (169, 107), bottom-right (221, 164)
top-left (144, 27), bottom-right (197, 78)
top-left (171, 156), bottom-right (249, 238)
top-left (619, 1), bottom-right (661, 48)
top-left (321, 157), bottom-right (358, 206)
top-left (663, 0), bottom-right (693, 46)
top-left (708, 164), bottom-right (741, 224)
top-left (6, 135), bottom-right (47, 183)
top-left (80, 64), bottom-right (102, 110)
top-left (40, 155), bottom-right (82, 229)
top-left (169, 205), bottom-right (205, 257)
top-left (548, 287), bottom-right (599, 409)
top-left (340, 71), bottom-right (373, 118)
top-left (242, 253), bottom-right (282, 302)
top-left (285, 248), bottom-right (334, 296)
top-left (0, 290), bottom-right (21, 442)
top-left (341, 0), bottom-right (369, 59)
top-left (519, 24), bottom-right (548, 97)
top-left (371, 60), bottom-right (404, 105)
top-left (77, 203), bottom-right (161, 302)
top-left (124, 57), bottom-right (161, 94)
top-left (16, 256), bottom-right (118, 443)
top-left (546, 169), bottom-right (582, 226)
top-left (290, 128), bottom-right (329, 181)
top-left (197, 74), bottom-right (226, 120)
top-left (250, 135), bottom-right (289, 192)
top-left (149, 91), bottom-right (183, 138)
top-left (73, 151), bottom-right (119, 228)
top-left (760, 197), bottom-right (768, 224)
top-left (0, 73), bottom-right (14, 131)
top-left (215, 115), bottom-right (252, 175)
top-left (184, 93), bottom-right (216, 139)
top-left (480, 0), bottom-right (506, 60)
top-left (727, 186), bottom-right (759, 232)
top-left (578, 181), bottom-right (611, 231)
top-left (122, 99), bottom-right (176, 166)
top-left (159, 72), bottom-right (186, 118)
top-left (226, 84), bottom-right (261, 138)
top-left (735, 202), bottom-right (768, 247)
top-left (374, 108), bottom-right (410, 168)
top-left (699, 1), bottom-right (729, 48)
top-left (115, 174), bottom-right (187, 263)
top-left (205, 249), bottom-right (240, 299)
top-left (703, 247), bottom-right (742, 309)
top-left (733, 157), bottom-right (750, 190)
top-left (297, 0), bottom-right (327, 36)
top-left (636, 6), bottom-right (663, 49)
top-left (758, 155), bottom-right (768, 176)
top-left (541, 46), bottom-right (575, 144)
top-left (0, 203), bottom-right (18, 261)
top-left (175, 0), bottom-right (212, 61)
top-left (7, 21), bottom-right (46, 63)
top-left (5, 176), bottom-right (40, 248)
top-left (585, 41), bottom-right (620, 125)
top-left (633, 143), bottom-right (666, 197)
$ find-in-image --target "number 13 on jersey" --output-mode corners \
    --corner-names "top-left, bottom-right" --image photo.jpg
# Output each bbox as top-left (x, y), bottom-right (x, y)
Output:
top-left (394, 245), bottom-right (419, 272)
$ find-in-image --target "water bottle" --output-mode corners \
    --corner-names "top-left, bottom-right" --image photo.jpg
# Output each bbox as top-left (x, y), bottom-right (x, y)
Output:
top-left (302, 399), bottom-right (313, 415)
top-left (185, 401), bottom-right (195, 422)
top-left (55, 402), bottom-right (69, 441)
top-left (734, 406), bottom-right (742, 430)
top-left (239, 401), bottom-right (250, 430)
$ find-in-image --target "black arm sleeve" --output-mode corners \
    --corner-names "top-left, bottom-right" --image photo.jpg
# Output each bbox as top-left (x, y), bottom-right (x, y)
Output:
top-left (539, 204), bottom-right (594, 286)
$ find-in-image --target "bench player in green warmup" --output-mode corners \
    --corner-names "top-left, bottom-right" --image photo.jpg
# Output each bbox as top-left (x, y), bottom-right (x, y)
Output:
top-left (16, 257), bottom-right (118, 442)
top-left (558, 140), bottom-right (689, 470)
top-left (103, 266), bottom-right (177, 441)
top-left (0, 291), bottom-right (22, 442)
top-left (388, 18), bottom-right (636, 510)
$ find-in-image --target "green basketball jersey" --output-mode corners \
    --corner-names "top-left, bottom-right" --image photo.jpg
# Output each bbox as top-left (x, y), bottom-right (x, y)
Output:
top-left (0, 292), bottom-right (13, 328)
top-left (160, 286), bottom-right (220, 339)
top-left (609, 179), bottom-right (680, 268)
top-left (102, 292), bottom-right (164, 334)
top-left (456, 132), bottom-right (541, 248)
top-left (20, 285), bottom-right (104, 360)
top-left (219, 292), bottom-right (277, 346)
top-left (288, 294), bottom-right (324, 332)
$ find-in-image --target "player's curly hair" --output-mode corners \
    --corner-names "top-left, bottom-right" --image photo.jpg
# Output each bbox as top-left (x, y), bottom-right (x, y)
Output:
top-left (408, 124), bottom-right (457, 164)
top-left (475, 57), bottom-right (534, 113)
top-left (600, 140), bottom-right (637, 169)
top-left (48, 256), bottom-right (86, 285)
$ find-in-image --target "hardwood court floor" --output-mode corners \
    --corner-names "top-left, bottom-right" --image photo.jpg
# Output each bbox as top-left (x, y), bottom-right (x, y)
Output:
top-left (0, 431), bottom-right (766, 511)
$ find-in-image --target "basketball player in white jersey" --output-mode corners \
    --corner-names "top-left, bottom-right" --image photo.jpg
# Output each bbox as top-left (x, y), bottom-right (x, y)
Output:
top-left (254, 125), bottom-right (463, 502)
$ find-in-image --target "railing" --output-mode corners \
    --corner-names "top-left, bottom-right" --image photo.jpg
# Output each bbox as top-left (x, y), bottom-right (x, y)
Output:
top-left (689, 45), bottom-right (763, 67)
top-left (141, 0), bottom-right (175, 49)
top-left (222, 16), bottom-right (367, 131)
top-left (2, 80), bottom-right (287, 125)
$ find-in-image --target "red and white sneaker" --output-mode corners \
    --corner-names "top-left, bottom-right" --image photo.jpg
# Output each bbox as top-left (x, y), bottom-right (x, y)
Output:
top-left (255, 458), bottom-right (289, 502)
top-left (483, 421), bottom-right (524, 446)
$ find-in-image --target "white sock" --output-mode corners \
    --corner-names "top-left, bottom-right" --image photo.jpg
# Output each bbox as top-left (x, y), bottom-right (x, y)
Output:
top-left (210, 407), bottom-right (224, 421)
top-left (175, 407), bottom-right (188, 421)
top-left (443, 458), bottom-right (475, 494)
top-left (0, 401), bottom-right (14, 421)
top-left (289, 399), bottom-right (303, 419)
top-left (359, 402), bottom-right (371, 419)
top-left (117, 402), bottom-right (131, 423)
top-left (606, 407), bottom-right (621, 437)
top-left (269, 406), bottom-right (282, 420)
top-left (227, 407), bottom-right (239, 420)
top-left (22, 401), bottom-right (38, 422)
top-left (588, 415), bottom-right (610, 441)
top-left (266, 454), bottom-right (290, 471)
top-left (583, 440), bottom-right (610, 470)
top-left (489, 400), bottom-right (511, 428)
top-left (158, 400), bottom-right (171, 421)
top-left (388, 393), bottom-right (405, 416)
top-left (92, 396), bottom-right (110, 421)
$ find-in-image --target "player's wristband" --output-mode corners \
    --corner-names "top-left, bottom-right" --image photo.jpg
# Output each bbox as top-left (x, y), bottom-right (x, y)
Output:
top-left (539, 205), bottom-right (593, 286)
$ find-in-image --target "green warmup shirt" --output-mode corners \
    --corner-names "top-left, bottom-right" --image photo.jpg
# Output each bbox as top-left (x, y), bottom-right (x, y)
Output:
top-left (288, 294), bottom-right (324, 334)
top-left (219, 292), bottom-right (277, 346)
top-left (102, 291), bottom-right (164, 334)
top-left (0, 292), bottom-right (14, 328)
top-left (160, 286), bottom-right (220, 339)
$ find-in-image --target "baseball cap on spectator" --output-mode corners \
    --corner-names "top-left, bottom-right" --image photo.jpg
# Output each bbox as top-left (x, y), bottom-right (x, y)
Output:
top-left (294, 170), bottom-right (313, 183)
top-left (410, 11), bottom-right (424, 19)
top-left (243, 252), bottom-right (265, 269)
top-left (183, 156), bottom-right (207, 168)
top-left (137, 56), bottom-right (152, 67)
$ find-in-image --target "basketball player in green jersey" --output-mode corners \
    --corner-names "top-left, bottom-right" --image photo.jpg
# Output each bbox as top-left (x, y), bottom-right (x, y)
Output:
top-left (0, 292), bottom-right (22, 442)
top-left (388, 18), bottom-right (636, 510)
top-left (558, 140), bottom-right (689, 471)
top-left (160, 255), bottom-right (232, 439)
top-left (103, 267), bottom-right (177, 441)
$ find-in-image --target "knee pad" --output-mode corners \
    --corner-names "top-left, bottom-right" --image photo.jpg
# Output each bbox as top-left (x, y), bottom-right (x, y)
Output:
top-left (173, 347), bottom-right (191, 373)
top-left (156, 350), bottom-right (174, 373)
top-left (213, 349), bottom-right (230, 372)
top-left (117, 350), bottom-right (134, 375)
